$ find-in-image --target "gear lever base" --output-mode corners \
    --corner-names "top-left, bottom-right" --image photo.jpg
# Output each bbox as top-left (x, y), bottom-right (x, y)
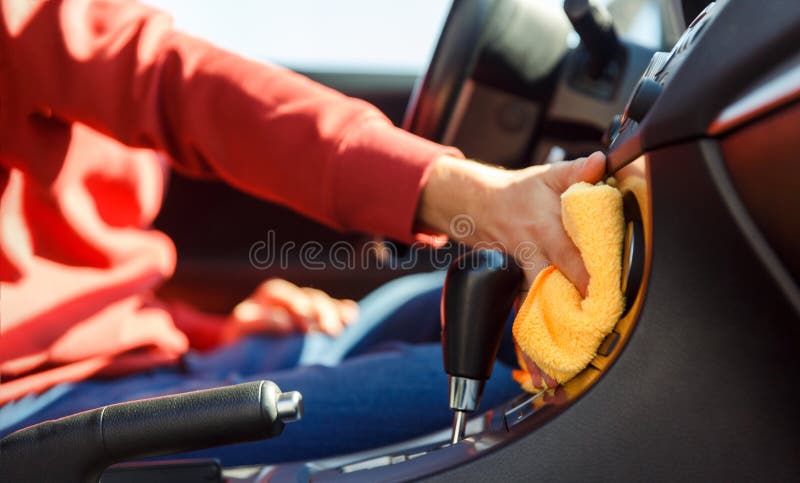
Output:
top-left (450, 410), bottom-right (468, 444)
top-left (448, 376), bottom-right (484, 444)
top-left (441, 249), bottom-right (522, 444)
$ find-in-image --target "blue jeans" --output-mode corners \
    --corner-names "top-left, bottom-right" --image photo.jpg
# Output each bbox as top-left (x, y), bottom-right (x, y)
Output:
top-left (0, 271), bottom-right (520, 466)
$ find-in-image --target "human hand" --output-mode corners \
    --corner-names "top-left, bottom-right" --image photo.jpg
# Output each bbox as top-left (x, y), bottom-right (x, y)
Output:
top-left (229, 279), bottom-right (359, 337)
top-left (417, 152), bottom-right (605, 388)
top-left (416, 152), bottom-right (606, 296)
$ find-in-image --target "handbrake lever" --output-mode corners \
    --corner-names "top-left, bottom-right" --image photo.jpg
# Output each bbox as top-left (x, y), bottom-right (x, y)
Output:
top-left (0, 381), bottom-right (302, 483)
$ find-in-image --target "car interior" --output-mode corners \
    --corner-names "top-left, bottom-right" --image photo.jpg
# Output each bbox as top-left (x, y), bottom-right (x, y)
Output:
top-left (2, 0), bottom-right (799, 481)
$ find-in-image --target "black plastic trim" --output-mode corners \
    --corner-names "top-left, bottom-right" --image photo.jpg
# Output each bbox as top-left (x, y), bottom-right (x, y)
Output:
top-left (640, 0), bottom-right (800, 149)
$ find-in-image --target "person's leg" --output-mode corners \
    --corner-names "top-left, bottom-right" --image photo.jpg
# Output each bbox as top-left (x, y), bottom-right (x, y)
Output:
top-left (0, 271), bottom-right (448, 433)
top-left (1, 269), bottom-right (523, 465)
top-left (181, 343), bottom-right (520, 466)
top-left (185, 269), bottom-right (517, 377)
top-left (202, 269), bottom-right (516, 373)
top-left (297, 270), bottom-right (446, 366)
top-left (0, 335), bottom-right (304, 437)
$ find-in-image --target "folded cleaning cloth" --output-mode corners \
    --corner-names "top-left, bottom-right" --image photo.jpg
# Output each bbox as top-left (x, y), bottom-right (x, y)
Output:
top-left (512, 181), bottom-right (625, 393)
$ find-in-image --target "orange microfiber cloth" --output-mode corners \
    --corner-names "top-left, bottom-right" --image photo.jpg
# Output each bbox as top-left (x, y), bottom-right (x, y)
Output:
top-left (512, 181), bottom-right (625, 392)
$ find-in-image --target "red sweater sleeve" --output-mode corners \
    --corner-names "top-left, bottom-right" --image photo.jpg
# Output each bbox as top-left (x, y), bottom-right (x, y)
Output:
top-left (0, 0), bottom-right (460, 242)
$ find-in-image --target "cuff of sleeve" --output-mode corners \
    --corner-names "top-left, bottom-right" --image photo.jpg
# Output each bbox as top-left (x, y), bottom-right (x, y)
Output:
top-left (331, 118), bottom-right (463, 243)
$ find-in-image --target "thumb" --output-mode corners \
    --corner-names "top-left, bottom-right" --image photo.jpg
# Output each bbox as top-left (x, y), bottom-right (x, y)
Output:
top-left (546, 151), bottom-right (607, 192)
top-left (578, 151), bottom-right (607, 184)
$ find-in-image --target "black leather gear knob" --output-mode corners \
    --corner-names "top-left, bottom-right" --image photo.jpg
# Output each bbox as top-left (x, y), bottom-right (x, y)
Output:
top-left (441, 249), bottom-right (523, 381)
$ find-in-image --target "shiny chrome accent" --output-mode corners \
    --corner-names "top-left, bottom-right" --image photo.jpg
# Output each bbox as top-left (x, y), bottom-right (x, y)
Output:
top-left (341, 455), bottom-right (395, 473)
top-left (276, 391), bottom-right (303, 423)
top-left (504, 390), bottom-right (546, 428)
top-left (449, 376), bottom-right (483, 444)
top-left (450, 410), bottom-right (468, 444)
top-left (710, 51), bottom-right (800, 135)
top-left (448, 376), bottom-right (483, 412)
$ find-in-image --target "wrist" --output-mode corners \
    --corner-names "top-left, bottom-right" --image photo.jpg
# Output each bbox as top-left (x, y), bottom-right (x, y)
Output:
top-left (416, 155), bottom-right (512, 243)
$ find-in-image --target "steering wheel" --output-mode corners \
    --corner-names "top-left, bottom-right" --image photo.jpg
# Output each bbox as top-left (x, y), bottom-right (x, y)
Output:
top-left (402, 0), bottom-right (496, 143)
top-left (404, 0), bottom-right (652, 168)
top-left (403, 0), bottom-right (571, 156)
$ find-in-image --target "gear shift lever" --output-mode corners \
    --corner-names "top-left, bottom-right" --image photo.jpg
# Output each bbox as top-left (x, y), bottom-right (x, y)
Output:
top-left (441, 249), bottom-right (523, 443)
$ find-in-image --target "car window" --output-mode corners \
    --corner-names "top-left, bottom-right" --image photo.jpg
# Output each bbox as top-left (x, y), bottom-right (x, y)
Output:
top-left (144, 0), bottom-right (662, 75)
top-left (144, 0), bottom-right (452, 74)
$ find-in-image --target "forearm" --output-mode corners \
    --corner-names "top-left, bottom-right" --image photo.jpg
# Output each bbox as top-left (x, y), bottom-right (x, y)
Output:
top-left (0, 0), bottom-right (457, 241)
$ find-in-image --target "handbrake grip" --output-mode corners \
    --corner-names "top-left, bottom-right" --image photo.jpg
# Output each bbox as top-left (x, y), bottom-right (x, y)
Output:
top-left (0, 380), bottom-right (302, 483)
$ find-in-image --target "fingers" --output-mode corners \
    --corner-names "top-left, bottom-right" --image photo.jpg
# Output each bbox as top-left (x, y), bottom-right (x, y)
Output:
top-left (520, 249), bottom-right (550, 292)
top-left (239, 279), bottom-right (358, 336)
top-left (516, 216), bottom-right (590, 296)
top-left (250, 279), bottom-right (315, 332)
top-left (581, 151), bottom-right (607, 183)
top-left (530, 364), bottom-right (559, 390)
top-left (303, 288), bottom-right (347, 336)
top-left (544, 151), bottom-right (606, 193)
top-left (543, 369), bottom-right (559, 388)
top-left (535, 151), bottom-right (604, 296)
top-left (522, 352), bottom-right (560, 390)
top-left (542, 225), bottom-right (590, 297)
top-left (521, 249), bottom-right (588, 298)
top-left (337, 299), bottom-right (360, 326)
top-left (231, 300), bottom-right (295, 335)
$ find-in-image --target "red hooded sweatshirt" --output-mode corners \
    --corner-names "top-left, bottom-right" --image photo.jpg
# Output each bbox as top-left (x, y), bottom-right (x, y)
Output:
top-left (0, 0), bottom-right (458, 405)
